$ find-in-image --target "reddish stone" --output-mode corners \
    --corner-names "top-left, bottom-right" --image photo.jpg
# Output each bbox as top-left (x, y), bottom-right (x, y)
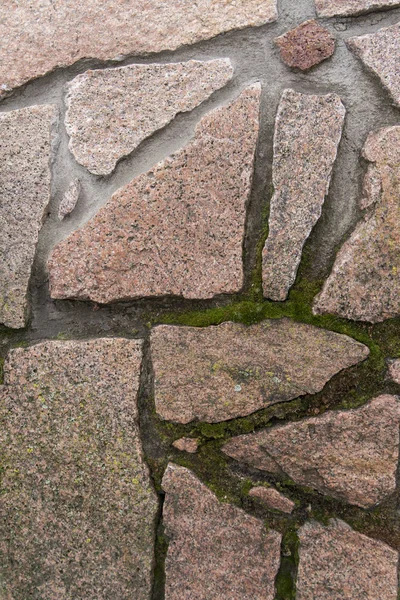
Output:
top-left (275, 20), bottom-right (336, 71)
top-left (249, 487), bottom-right (295, 513)
top-left (172, 437), bottom-right (199, 453)
top-left (315, 0), bottom-right (400, 17)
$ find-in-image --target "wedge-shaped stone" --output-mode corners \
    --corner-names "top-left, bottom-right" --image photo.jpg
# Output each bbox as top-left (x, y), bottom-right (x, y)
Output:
top-left (0, 339), bottom-right (158, 599)
top-left (48, 86), bottom-right (260, 303)
top-left (262, 90), bottom-right (345, 301)
top-left (315, 0), bottom-right (400, 16)
top-left (297, 520), bottom-right (398, 600)
top-left (0, 0), bottom-right (277, 97)
top-left (151, 319), bottom-right (369, 424)
top-left (314, 126), bottom-right (400, 322)
top-left (162, 463), bottom-right (281, 600)
top-left (249, 487), bottom-right (295, 514)
top-left (65, 60), bottom-right (234, 175)
top-left (348, 23), bottom-right (400, 108)
top-left (0, 105), bottom-right (55, 329)
top-left (223, 395), bottom-right (400, 508)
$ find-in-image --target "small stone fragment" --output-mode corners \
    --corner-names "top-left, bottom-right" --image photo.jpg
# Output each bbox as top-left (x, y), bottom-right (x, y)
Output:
top-left (249, 487), bottom-right (295, 514)
top-left (65, 60), bottom-right (234, 175)
top-left (0, 338), bottom-right (158, 599)
top-left (388, 359), bottom-right (400, 384)
top-left (0, 105), bottom-right (55, 329)
top-left (315, 0), bottom-right (400, 17)
top-left (297, 520), bottom-right (398, 600)
top-left (223, 395), bottom-right (400, 508)
top-left (348, 23), bottom-right (400, 108)
top-left (58, 179), bottom-right (81, 220)
top-left (275, 21), bottom-right (336, 71)
top-left (314, 125), bottom-right (400, 322)
top-left (162, 463), bottom-right (282, 600)
top-left (262, 89), bottom-right (345, 301)
top-left (151, 319), bottom-right (368, 424)
top-left (48, 85), bottom-right (261, 303)
top-left (172, 437), bottom-right (199, 453)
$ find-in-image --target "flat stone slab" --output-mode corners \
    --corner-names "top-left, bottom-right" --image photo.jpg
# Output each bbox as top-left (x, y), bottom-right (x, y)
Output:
top-left (0, 0), bottom-right (277, 97)
top-left (348, 23), bottom-right (400, 108)
top-left (151, 319), bottom-right (368, 423)
top-left (315, 0), bottom-right (400, 16)
top-left (172, 437), bottom-right (200, 453)
top-left (262, 89), bottom-right (345, 301)
top-left (0, 105), bottom-right (55, 329)
top-left (162, 463), bottom-right (282, 600)
top-left (388, 359), bottom-right (400, 383)
top-left (314, 125), bottom-right (400, 322)
top-left (223, 395), bottom-right (400, 508)
top-left (48, 86), bottom-right (260, 303)
top-left (249, 487), bottom-right (295, 513)
top-left (65, 60), bottom-right (233, 175)
top-left (297, 520), bottom-right (399, 600)
top-left (0, 339), bottom-right (158, 599)
top-left (275, 21), bottom-right (336, 71)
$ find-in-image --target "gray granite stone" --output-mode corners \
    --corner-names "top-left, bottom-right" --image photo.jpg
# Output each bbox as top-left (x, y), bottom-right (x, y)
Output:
top-left (388, 359), bottom-right (400, 384)
top-left (315, 0), bottom-right (400, 17)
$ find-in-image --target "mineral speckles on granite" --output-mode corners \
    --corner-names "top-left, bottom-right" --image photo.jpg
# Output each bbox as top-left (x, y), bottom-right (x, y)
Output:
top-left (58, 179), bottom-right (81, 220)
top-left (297, 520), bottom-right (399, 600)
top-left (223, 395), bottom-right (400, 508)
top-left (0, 0), bottom-right (277, 97)
top-left (48, 86), bottom-right (261, 303)
top-left (388, 359), bottom-right (400, 383)
top-left (151, 319), bottom-right (369, 424)
top-left (262, 89), bottom-right (345, 301)
top-left (0, 105), bottom-right (55, 329)
top-left (249, 487), bottom-right (295, 514)
top-left (162, 464), bottom-right (282, 600)
top-left (314, 125), bottom-right (400, 322)
top-left (65, 60), bottom-right (234, 175)
top-left (0, 338), bottom-right (158, 600)
top-left (315, 0), bottom-right (400, 16)
top-left (172, 437), bottom-right (200, 453)
top-left (275, 21), bottom-right (336, 71)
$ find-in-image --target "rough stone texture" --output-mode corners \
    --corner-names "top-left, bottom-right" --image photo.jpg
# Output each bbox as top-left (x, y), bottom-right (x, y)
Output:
top-left (172, 437), bottom-right (200, 453)
top-left (314, 126), bottom-right (400, 322)
top-left (262, 90), bottom-right (345, 301)
top-left (388, 359), bottom-right (400, 384)
top-left (348, 23), bottom-right (400, 108)
top-left (223, 395), bottom-right (400, 508)
top-left (58, 179), bottom-right (81, 220)
top-left (65, 60), bottom-right (234, 175)
top-left (249, 487), bottom-right (295, 513)
top-left (0, 0), bottom-right (278, 97)
top-left (297, 520), bottom-right (399, 600)
top-left (0, 105), bottom-right (55, 329)
top-left (275, 21), bottom-right (336, 71)
top-left (315, 0), bottom-right (400, 17)
top-left (162, 463), bottom-right (282, 600)
top-left (48, 86), bottom-right (260, 303)
top-left (151, 319), bottom-right (369, 424)
top-left (0, 339), bottom-right (158, 599)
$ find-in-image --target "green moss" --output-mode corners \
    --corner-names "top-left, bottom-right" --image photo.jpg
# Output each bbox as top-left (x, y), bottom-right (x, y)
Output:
top-left (0, 357), bottom-right (4, 384)
top-left (274, 529), bottom-right (300, 600)
top-left (152, 519), bottom-right (169, 600)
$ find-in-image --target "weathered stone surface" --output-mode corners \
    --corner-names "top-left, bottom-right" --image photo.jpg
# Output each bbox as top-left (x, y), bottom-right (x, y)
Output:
top-left (297, 520), bottom-right (399, 600)
top-left (162, 463), bottom-right (282, 600)
top-left (249, 487), bottom-right (295, 513)
top-left (315, 0), bottom-right (400, 17)
top-left (0, 105), bottom-right (55, 329)
top-left (172, 437), bottom-right (200, 454)
top-left (0, 0), bottom-right (277, 97)
top-left (314, 126), bottom-right (400, 322)
top-left (262, 90), bottom-right (345, 301)
top-left (223, 395), bottom-right (400, 508)
top-left (348, 23), bottom-right (400, 108)
top-left (65, 60), bottom-right (233, 175)
top-left (58, 179), bottom-right (81, 220)
top-left (388, 359), bottom-right (400, 384)
top-left (275, 21), bottom-right (336, 71)
top-left (48, 86), bottom-right (260, 303)
top-left (0, 339), bottom-right (158, 599)
top-left (151, 319), bottom-right (368, 424)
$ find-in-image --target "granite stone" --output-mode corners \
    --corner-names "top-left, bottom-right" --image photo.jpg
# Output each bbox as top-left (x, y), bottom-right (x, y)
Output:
top-left (315, 0), bottom-right (400, 17)
top-left (172, 437), bottom-right (200, 454)
top-left (249, 487), bottom-right (295, 514)
top-left (151, 319), bottom-right (368, 424)
top-left (58, 179), bottom-right (81, 220)
top-left (262, 89), bottom-right (345, 301)
top-left (275, 21), bottom-right (336, 71)
top-left (388, 359), bottom-right (400, 384)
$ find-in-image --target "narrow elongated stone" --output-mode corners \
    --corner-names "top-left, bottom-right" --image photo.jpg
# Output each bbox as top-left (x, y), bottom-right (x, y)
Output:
top-left (315, 0), bottom-right (400, 17)
top-left (0, 339), bottom-right (158, 599)
top-left (162, 463), bottom-right (282, 600)
top-left (48, 86), bottom-right (261, 303)
top-left (65, 60), bottom-right (234, 175)
top-left (58, 179), bottom-right (81, 220)
top-left (262, 90), bottom-right (345, 301)
top-left (223, 395), bottom-right (400, 508)
top-left (249, 487), bottom-right (295, 513)
top-left (0, 105), bottom-right (55, 329)
top-left (275, 21), bottom-right (336, 71)
top-left (151, 319), bottom-right (368, 424)
top-left (388, 359), bottom-right (400, 383)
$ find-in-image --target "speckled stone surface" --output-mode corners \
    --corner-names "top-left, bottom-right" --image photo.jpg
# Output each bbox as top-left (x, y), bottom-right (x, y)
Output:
top-left (314, 126), bottom-right (400, 322)
top-left (162, 463), bottom-right (282, 600)
top-left (297, 520), bottom-right (399, 600)
top-left (0, 105), bottom-right (55, 329)
top-left (275, 21), bottom-right (336, 70)
top-left (388, 359), bottom-right (400, 384)
top-left (262, 89), bottom-right (345, 301)
top-left (65, 60), bottom-right (233, 175)
top-left (348, 23), bottom-right (400, 108)
top-left (0, 339), bottom-right (158, 599)
top-left (223, 395), bottom-right (400, 508)
top-left (315, 0), bottom-right (400, 16)
top-left (151, 319), bottom-right (368, 424)
top-left (249, 487), bottom-right (295, 513)
top-left (58, 179), bottom-right (81, 220)
top-left (0, 0), bottom-right (277, 97)
top-left (48, 86), bottom-right (261, 303)
top-left (172, 437), bottom-right (200, 453)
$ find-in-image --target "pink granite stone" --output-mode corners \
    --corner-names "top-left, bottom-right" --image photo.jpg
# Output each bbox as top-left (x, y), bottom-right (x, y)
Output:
top-left (275, 21), bottom-right (336, 71)
top-left (249, 487), bottom-right (295, 513)
top-left (388, 359), bottom-right (400, 383)
top-left (315, 0), bottom-right (400, 17)
top-left (172, 437), bottom-right (200, 454)
top-left (58, 179), bottom-right (81, 220)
